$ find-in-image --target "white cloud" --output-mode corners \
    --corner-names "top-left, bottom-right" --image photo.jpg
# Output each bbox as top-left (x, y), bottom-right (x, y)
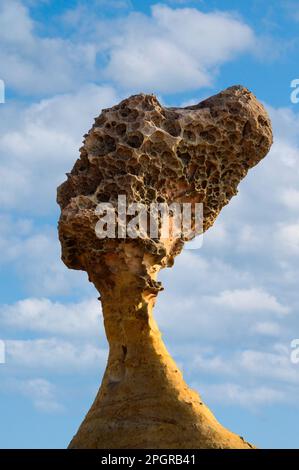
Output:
top-left (12, 378), bottom-right (64, 413)
top-left (187, 345), bottom-right (299, 409)
top-left (5, 338), bottom-right (107, 371)
top-left (0, 0), bottom-right (97, 95)
top-left (156, 291), bottom-right (289, 346)
top-left (0, 84), bottom-right (119, 213)
top-left (280, 189), bottom-right (299, 210)
top-left (1, 377), bottom-right (64, 412)
top-left (0, 0), bottom-right (33, 46)
top-left (0, 2), bottom-right (257, 97)
top-left (0, 298), bottom-right (102, 336)
top-left (160, 250), bottom-right (251, 297)
top-left (200, 219), bottom-right (230, 249)
top-left (103, 5), bottom-right (256, 93)
top-left (190, 346), bottom-right (299, 385)
top-left (238, 349), bottom-right (299, 384)
top-left (252, 321), bottom-right (282, 337)
top-left (0, 218), bottom-right (95, 297)
top-left (209, 288), bottom-right (289, 314)
top-left (277, 222), bottom-right (299, 255)
top-left (192, 352), bottom-right (232, 375)
top-left (198, 382), bottom-right (286, 407)
top-left (156, 251), bottom-right (291, 346)
top-left (269, 106), bottom-right (299, 144)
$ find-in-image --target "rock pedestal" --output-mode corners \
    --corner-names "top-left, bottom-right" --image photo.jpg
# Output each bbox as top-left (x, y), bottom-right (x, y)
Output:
top-left (57, 86), bottom-right (272, 448)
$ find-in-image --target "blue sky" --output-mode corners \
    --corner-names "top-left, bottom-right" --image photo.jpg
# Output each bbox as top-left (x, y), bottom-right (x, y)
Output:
top-left (0, 0), bottom-right (299, 449)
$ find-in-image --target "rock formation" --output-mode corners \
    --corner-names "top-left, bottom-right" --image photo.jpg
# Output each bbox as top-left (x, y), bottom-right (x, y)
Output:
top-left (57, 86), bottom-right (272, 448)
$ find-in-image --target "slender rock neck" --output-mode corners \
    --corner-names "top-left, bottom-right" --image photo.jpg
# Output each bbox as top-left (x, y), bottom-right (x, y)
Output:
top-left (91, 268), bottom-right (181, 382)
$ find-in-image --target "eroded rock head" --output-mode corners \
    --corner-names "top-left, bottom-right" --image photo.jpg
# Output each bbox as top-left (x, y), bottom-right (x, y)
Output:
top-left (57, 86), bottom-right (272, 291)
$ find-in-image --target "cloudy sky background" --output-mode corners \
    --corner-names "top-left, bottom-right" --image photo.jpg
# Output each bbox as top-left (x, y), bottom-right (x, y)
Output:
top-left (0, 0), bottom-right (299, 448)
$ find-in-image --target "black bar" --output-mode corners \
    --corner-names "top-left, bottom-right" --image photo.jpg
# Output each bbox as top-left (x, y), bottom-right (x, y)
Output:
top-left (0, 449), bottom-right (298, 466)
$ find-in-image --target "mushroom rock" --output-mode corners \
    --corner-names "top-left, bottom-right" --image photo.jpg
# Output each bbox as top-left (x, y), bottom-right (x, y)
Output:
top-left (57, 86), bottom-right (272, 449)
